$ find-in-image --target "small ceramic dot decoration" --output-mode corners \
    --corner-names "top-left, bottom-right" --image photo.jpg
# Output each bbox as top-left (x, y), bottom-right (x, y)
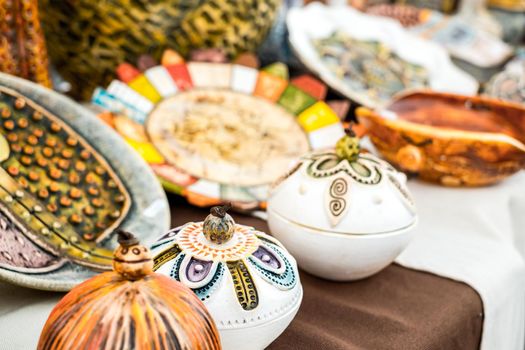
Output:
top-left (267, 131), bottom-right (417, 281)
top-left (0, 75), bottom-right (169, 291)
top-left (92, 49), bottom-right (346, 210)
top-left (151, 206), bottom-right (303, 350)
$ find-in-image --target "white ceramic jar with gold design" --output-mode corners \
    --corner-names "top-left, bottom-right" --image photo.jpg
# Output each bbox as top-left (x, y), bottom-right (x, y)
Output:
top-left (267, 131), bottom-right (417, 281)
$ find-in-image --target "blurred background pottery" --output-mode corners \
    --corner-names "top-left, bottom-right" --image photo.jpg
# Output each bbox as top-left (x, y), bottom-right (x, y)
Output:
top-left (267, 131), bottom-right (417, 281)
top-left (485, 50), bottom-right (525, 104)
top-left (39, 0), bottom-right (281, 99)
top-left (151, 206), bottom-right (302, 350)
top-left (38, 231), bottom-right (221, 350)
top-left (357, 90), bottom-right (525, 186)
top-left (286, 3), bottom-right (478, 109)
top-left (0, 0), bottom-right (51, 87)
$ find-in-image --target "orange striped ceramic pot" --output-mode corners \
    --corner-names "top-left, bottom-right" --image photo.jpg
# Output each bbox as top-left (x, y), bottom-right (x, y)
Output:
top-left (38, 231), bottom-right (221, 350)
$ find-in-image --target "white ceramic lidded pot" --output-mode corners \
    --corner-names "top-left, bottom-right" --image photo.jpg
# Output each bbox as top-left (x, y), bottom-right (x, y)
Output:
top-left (151, 205), bottom-right (303, 350)
top-left (267, 130), bottom-right (417, 281)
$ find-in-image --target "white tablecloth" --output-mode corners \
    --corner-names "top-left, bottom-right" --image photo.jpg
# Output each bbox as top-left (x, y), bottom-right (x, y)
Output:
top-left (396, 173), bottom-right (525, 350)
top-left (1, 173), bottom-right (525, 349)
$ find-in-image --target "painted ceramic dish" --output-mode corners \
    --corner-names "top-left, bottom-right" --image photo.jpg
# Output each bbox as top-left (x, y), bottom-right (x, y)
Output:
top-left (93, 50), bottom-right (345, 210)
top-left (38, 231), bottom-right (220, 350)
top-left (267, 131), bottom-right (417, 281)
top-left (287, 3), bottom-right (478, 108)
top-left (312, 31), bottom-right (429, 105)
top-left (357, 90), bottom-right (525, 186)
top-left (0, 73), bottom-right (170, 291)
top-left (485, 51), bottom-right (525, 104)
top-left (151, 206), bottom-right (302, 349)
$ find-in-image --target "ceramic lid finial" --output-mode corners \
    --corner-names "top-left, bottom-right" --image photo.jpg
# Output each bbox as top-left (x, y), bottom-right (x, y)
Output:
top-left (203, 204), bottom-right (235, 245)
top-left (117, 230), bottom-right (139, 247)
top-left (113, 230), bottom-right (153, 280)
top-left (335, 126), bottom-right (360, 162)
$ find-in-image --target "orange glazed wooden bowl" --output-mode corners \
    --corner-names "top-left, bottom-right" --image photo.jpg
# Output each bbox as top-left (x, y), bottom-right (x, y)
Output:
top-left (38, 231), bottom-right (221, 350)
top-left (356, 91), bottom-right (525, 186)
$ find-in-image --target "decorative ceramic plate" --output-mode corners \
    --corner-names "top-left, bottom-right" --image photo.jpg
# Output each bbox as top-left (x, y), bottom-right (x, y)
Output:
top-left (0, 74), bottom-right (170, 291)
top-left (287, 3), bottom-right (479, 108)
top-left (93, 51), bottom-right (345, 210)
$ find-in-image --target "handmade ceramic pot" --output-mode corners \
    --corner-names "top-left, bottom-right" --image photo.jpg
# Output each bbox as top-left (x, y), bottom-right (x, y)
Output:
top-left (39, 0), bottom-right (281, 99)
top-left (0, 73), bottom-right (169, 291)
top-left (38, 231), bottom-right (221, 350)
top-left (151, 206), bottom-right (303, 350)
top-left (357, 90), bottom-right (525, 186)
top-left (267, 131), bottom-right (417, 281)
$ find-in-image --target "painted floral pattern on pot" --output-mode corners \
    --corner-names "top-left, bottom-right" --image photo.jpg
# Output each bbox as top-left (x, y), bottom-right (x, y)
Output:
top-left (151, 206), bottom-right (303, 350)
top-left (152, 208), bottom-right (298, 307)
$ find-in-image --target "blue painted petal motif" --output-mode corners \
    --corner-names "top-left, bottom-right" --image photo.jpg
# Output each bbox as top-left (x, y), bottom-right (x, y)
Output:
top-left (248, 238), bottom-right (297, 290)
top-left (192, 263), bottom-right (225, 302)
top-left (170, 253), bottom-right (225, 302)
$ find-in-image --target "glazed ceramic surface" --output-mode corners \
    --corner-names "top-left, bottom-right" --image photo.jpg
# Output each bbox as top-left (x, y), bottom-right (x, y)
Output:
top-left (40, 0), bottom-right (281, 99)
top-left (357, 90), bottom-right (525, 186)
top-left (0, 0), bottom-right (51, 87)
top-left (38, 232), bottom-right (220, 350)
top-left (0, 74), bottom-right (170, 291)
top-left (93, 50), bottom-right (345, 210)
top-left (287, 3), bottom-right (478, 108)
top-left (267, 132), bottom-right (417, 281)
top-left (151, 208), bottom-right (303, 350)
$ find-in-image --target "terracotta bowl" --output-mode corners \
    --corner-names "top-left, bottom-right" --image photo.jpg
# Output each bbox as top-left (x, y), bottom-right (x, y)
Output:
top-left (356, 91), bottom-right (525, 186)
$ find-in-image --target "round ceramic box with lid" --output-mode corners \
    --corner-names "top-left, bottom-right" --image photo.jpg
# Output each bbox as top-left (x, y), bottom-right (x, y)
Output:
top-left (151, 206), bottom-right (303, 350)
top-left (267, 131), bottom-right (417, 281)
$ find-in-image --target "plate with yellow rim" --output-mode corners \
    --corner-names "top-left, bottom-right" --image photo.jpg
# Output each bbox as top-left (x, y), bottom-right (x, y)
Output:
top-left (93, 50), bottom-right (346, 210)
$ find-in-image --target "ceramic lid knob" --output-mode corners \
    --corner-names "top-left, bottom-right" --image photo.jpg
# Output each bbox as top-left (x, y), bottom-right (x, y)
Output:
top-left (203, 205), bottom-right (235, 245)
top-left (335, 128), bottom-right (360, 162)
top-left (113, 230), bottom-right (153, 280)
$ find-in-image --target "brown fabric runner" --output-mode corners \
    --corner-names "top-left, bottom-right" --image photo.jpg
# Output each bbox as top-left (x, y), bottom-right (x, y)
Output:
top-left (168, 195), bottom-right (483, 350)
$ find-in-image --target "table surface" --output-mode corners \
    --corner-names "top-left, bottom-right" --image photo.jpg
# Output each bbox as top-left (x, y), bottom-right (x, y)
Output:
top-left (0, 194), bottom-right (483, 350)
